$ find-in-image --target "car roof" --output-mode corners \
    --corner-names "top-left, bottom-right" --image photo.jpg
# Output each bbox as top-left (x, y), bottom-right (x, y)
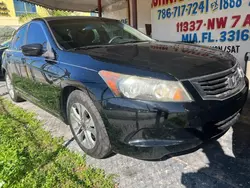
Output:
top-left (33, 16), bottom-right (119, 22)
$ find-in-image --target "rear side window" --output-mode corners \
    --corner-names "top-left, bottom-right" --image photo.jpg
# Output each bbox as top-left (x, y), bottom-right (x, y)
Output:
top-left (11, 25), bottom-right (27, 50)
top-left (27, 23), bottom-right (48, 50)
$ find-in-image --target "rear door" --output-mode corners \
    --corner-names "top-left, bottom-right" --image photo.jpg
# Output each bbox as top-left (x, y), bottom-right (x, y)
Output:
top-left (5, 25), bottom-right (28, 89)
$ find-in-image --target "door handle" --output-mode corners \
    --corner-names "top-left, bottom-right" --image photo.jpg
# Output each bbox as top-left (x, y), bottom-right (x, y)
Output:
top-left (46, 60), bottom-right (57, 65)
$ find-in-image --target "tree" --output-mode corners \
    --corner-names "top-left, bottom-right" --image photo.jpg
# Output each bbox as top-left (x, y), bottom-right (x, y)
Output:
top-left (19, 8), bottom-right (72, 23)
top-left (0, 2), bottom-right (10, 17)
top-left (19, 13), bottom-right (41, 23)
top-left (0, 26), bottom-right (15, 43)
top-left (47, 10), bottom-right (71, 17)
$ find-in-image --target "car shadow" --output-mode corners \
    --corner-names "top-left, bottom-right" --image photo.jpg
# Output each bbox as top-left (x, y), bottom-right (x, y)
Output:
top-left (232, 98), bottom-right (250, 159)
top-left (181, 96), bottom-right (250, 188)
top-left (181, 140), bottom-right (250, 187)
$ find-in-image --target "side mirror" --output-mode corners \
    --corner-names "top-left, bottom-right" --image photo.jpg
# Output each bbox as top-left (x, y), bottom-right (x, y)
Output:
top-left (21, 43), bottom-right (43, 57)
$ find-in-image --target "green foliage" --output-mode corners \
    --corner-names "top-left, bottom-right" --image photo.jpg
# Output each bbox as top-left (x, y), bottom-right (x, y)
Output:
top-left (0, 2), bottom-right (10, 17)
top-left (19, 9), bottom-right (72, 23)
top-left (0, 26), bottom-right (15, 44)
top-left (0, 98), bottom-right (115, 188)
top-left (49, 10), bottom-right (72, 17)
top-left (19, 13), bottom-right (41, 24)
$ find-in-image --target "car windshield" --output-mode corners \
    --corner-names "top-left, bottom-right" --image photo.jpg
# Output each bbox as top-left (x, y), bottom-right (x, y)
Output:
top-left (48, 18), bottom-right (153, 50)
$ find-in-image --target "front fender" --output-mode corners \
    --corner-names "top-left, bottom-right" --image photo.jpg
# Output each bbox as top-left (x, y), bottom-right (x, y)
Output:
top-left (60, 79), bottom-right (114, 124)
top-left (61, 79), bottom-right (114, 102)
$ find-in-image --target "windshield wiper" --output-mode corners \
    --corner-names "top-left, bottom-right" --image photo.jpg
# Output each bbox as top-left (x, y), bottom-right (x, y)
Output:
top-left (67, 41), bottom-right (150, 51)
top-left (68, 45), bottom-right (105, 51)
top-left (118, 40), bottom-right (150, 44)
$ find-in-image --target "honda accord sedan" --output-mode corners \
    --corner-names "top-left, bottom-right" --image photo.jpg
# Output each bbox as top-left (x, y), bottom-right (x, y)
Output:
top-left (1, 17), bottom-right (248, 160)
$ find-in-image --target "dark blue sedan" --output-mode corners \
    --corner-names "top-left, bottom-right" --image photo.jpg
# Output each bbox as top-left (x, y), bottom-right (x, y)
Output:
top-left (1, 17), bottom-right (248, 160)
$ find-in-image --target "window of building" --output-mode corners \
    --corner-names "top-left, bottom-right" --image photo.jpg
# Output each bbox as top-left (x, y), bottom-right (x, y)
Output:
top-left (13, 0), bottom-right (36, 16)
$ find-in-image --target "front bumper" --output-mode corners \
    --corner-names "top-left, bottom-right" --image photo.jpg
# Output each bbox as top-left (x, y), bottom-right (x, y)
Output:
top-left (101, 78), bottom-right (249, 160)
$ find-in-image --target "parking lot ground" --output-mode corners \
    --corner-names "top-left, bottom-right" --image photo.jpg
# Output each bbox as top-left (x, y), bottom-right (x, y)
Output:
top-left (0, 78), bottom-right (250, 188)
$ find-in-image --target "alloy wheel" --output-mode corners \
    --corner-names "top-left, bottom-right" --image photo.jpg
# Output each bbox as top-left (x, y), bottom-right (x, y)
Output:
top-left (70, 103), bottom-right (97, 149)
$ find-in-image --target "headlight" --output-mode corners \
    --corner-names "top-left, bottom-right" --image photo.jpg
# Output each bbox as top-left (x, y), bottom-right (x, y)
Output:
top-left (99, 70), bottom-right (193, 102)
top-left (237, 64), bottom-right (245, 77)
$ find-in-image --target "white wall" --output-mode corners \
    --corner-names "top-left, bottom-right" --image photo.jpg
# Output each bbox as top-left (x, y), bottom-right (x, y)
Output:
top-left (151, 0), bottom-right (250, 67)
top-left (102, 0), bottom-right (152, 34)
top-left (103, 0), bottom-right (129, 24)
top-left (137, 0), bottom-right (151, 34)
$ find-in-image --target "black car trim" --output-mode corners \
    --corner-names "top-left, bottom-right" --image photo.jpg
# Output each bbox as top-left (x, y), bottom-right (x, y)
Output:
top-left (215, 111), bottom-right (240, 127)
top-left (182, 62), bottom-right (238, 82)
top-left (215, 113), bottom-right (240, 130)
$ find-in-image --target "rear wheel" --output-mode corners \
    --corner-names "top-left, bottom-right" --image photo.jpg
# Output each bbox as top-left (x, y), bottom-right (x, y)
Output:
top-left (5, 73), bottom-right (24, 102)
top-left (67, 90), bottom-right (112, 159)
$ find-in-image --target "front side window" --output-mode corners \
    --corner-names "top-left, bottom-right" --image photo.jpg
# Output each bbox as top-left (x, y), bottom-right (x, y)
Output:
top-left (27, 23), bottom-right (48, 51)
top-left (48, 19), bottom-right (153, 50)
top-left (11, 25), bottom-right (27, 50)
top-left (13, 0), bottom-right (36, 16)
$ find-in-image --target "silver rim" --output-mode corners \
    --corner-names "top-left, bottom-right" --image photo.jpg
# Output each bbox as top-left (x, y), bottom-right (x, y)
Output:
top-left (70, 103), bottom-right (97, 149)
top-left (6, 74), bottom-right (14, 99)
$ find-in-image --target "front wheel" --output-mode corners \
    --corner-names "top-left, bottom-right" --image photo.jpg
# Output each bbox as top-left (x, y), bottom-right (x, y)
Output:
top-left (5, 73), bottom-right (24, 102)
top-left (67, 90), bottom-right (112, 159)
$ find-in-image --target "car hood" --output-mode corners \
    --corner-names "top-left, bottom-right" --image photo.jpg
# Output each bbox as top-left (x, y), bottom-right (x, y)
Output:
top-left (72, 41), bottom-right (236, 80)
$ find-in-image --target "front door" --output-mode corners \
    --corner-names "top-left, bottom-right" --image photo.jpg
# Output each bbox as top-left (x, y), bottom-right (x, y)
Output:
top-left (22, 22), bottom-right (63, 114)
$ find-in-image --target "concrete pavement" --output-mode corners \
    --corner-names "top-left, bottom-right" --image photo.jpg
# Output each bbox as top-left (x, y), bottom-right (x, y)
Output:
top-left (0, 78), bottom-right (250, 188)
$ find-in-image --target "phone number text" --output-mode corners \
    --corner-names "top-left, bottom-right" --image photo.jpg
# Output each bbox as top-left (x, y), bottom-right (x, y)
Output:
top-left (157, 0), bottom-right (243, 20)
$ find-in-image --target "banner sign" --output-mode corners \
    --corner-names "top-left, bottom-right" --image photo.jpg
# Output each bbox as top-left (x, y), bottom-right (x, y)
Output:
top-left (151, 0), bottom-right (250, 67)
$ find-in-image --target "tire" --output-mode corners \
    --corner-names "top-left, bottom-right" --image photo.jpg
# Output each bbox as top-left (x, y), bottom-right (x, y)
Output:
top-left (67, 90), bottom-right (112, 159)
top-left (5, 73), bottom-right (24, 102)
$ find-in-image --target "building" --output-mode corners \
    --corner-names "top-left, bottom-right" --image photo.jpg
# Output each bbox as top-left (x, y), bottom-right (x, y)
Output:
top-left (102, 0), bottom-right (152, 34)
top-left (104, 0), bottom-right (249, 67)
top-left (0, 0), bottom-right (152, 33)
top-left (0, 0), bottom-right (49, 28)
top-left (0, 0), bottom-right (93, 28)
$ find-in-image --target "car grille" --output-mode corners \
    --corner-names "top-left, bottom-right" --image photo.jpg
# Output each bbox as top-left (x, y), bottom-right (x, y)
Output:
top-left (190, 64), bottom-right (246, 100)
